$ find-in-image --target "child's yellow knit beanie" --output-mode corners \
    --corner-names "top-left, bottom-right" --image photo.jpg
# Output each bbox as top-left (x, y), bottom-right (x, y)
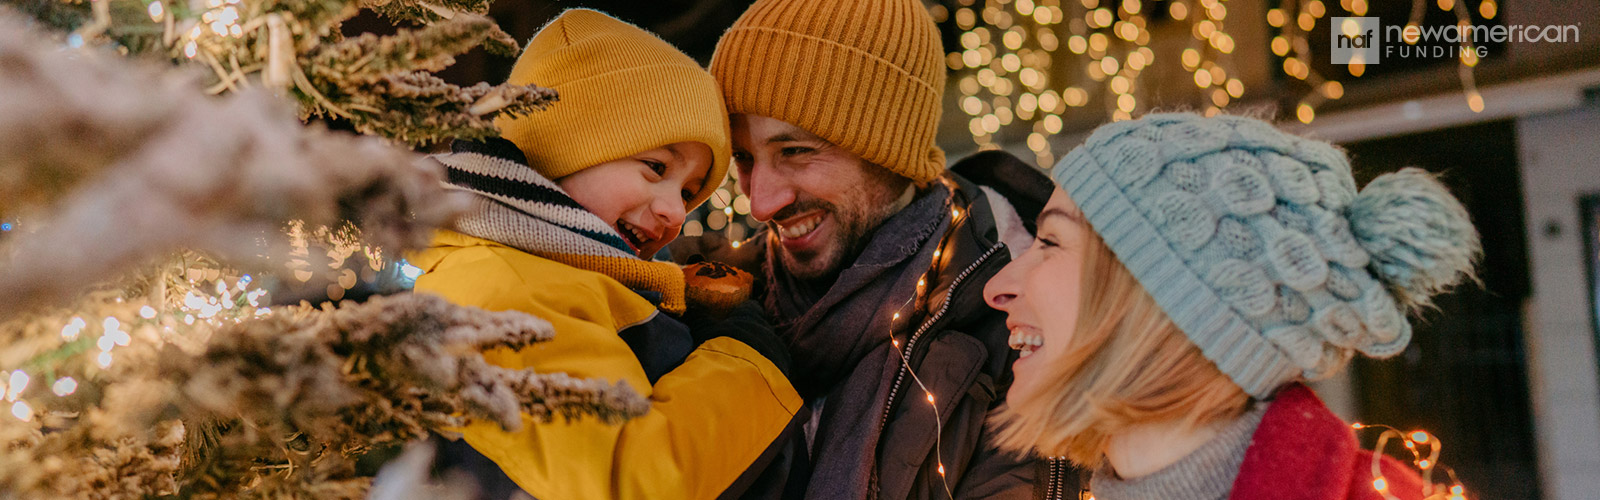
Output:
top-left (495, 9), bottom-right (730, 209)
top-left (710, 0), bottom-right (948, 183)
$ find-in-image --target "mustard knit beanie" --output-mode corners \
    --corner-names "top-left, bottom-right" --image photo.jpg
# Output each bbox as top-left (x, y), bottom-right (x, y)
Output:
top-left (495, 9), bottom-right (730, 210)
top-left (710, 0), bottom-right (948, 183)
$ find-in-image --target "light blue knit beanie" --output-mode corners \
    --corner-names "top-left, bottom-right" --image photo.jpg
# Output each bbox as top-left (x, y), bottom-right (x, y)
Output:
top-left (1051, 113), bottom-right (1480, 398)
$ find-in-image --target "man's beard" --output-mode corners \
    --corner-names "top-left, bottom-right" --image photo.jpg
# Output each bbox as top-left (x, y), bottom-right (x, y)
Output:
top-left (769, 188), bottom-right (908, 283)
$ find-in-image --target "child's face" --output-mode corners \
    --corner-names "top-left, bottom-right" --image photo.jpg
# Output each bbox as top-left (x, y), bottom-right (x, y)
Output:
top-left (557, 142), bottom-right (713, 258)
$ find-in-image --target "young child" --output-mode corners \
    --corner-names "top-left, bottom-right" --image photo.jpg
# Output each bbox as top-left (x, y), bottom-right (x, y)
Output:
top-left (407, 9), bottom-right (801, 500)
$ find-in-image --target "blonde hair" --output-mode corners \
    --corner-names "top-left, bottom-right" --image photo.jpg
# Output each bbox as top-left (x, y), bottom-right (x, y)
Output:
top-left (991, 226), bottom-right (1251, 467)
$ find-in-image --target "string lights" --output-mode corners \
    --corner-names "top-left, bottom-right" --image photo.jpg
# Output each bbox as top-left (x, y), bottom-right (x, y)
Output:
top-left (685, 172), bottom-right (756, 247)
top-left (1351, 422), bottom-right (1471, 500)
top-left (0, 221), bottom-right (408, 426)
top-left (935, 0), bottom-right (1492, 160)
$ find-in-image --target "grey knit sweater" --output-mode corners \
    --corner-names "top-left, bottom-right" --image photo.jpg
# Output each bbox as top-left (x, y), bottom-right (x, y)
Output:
top-left (1089, 402), bottom-right (1270, 500)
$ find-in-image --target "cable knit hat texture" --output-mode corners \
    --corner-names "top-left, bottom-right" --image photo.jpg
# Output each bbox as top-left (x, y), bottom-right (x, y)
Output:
top-left (710, 0), bottom-right (947, 182)
top-left (495, 9), bottom-right (730, 210)
top-left (1052, 113), bottom-right (1480, 398)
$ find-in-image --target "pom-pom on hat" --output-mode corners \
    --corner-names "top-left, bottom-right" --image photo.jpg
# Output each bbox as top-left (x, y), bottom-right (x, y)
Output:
top-left (1051, 113), bottom-right (1480, 398)
top-left (495, 9), bottom-right (731, 210)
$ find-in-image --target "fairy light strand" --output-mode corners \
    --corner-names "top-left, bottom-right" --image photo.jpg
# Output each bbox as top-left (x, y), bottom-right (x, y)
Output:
top-left (878, 201), bottom-right (972, 498)
top-left (940, 0), bottom-right (1489, 156)
top-left (1350, 422), bottom-right (1470, 500)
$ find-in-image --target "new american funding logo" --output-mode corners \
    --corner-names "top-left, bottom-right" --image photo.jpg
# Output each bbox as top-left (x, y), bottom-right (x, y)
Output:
top-left (1330, 17), bottom-right (1581, 64)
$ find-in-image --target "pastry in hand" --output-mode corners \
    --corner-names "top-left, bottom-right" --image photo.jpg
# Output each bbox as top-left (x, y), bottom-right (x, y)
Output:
top-left (682, 261), bottom-right (753, 317)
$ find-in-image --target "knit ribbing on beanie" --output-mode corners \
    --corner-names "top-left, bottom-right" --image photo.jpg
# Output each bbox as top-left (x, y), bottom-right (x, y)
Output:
top-left (710, 0), bottom-right (947, 182)
top-left (435, 139), bottom-right (687, 314)
top-left (495, 9), bottom-right (730, 210)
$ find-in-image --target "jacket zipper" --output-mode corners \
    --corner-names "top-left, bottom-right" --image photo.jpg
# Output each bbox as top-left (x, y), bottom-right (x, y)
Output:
top-left (1045, 457), bottom-right (1066, 499)
top-left (876, 243), bottom-right (1005, 439)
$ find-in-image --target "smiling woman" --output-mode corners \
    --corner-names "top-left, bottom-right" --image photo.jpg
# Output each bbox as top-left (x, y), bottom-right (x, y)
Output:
top-left (983, 113), bottom-right (1482, 500)
top-left (984, 190), bottom-right (1250, 468)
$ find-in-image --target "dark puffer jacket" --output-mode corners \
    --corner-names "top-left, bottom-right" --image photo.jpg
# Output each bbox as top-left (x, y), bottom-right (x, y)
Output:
top-left (674, 151), bottom-right (1084, 499)
top-left (871, 152), bottom-right (1078, 500)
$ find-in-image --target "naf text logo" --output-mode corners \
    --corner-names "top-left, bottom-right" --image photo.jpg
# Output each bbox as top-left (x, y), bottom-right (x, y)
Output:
top-left (1331, 17), bottom-right (1380, 65)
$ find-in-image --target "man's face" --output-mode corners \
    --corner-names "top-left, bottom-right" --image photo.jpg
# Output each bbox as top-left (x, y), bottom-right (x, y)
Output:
top-left (730, 114), bottom-right (910, 281)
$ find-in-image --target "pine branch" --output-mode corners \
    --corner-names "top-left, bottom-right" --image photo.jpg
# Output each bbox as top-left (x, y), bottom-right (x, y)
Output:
top-left (0, 15), bottom-right (466, 314)
top-left (6, 0), bottom-right (540, 145)
top-left (358, 0), bottom-right (496, 26)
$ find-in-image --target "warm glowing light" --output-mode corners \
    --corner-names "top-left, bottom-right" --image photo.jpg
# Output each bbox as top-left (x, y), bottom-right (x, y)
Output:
top-left (1100, 56), bottom-right (1119, 76)
top-left (11, 401), bottom-right (32, 422)
top-left (1410, 431), bottom-right (1430, 443)
top-left (6, 371), bottom-right (27, 401)
top-left (52, 377), bottom-right (77, 397)
top-left (1321, 81), bottom-right (1344, 99)
top-left (61, 317), bottom-right (86, 341)
top-left (1169, 1), bottom-right (1187, 20)
top-left (1092, 8), bottom-right (1113, 27)
top-left (1372, 478), bottom-right (1387, 491)
top-left (1110, 76), bottom-right (1130, 94)
top-left (926, 394), bottom-right (936, 404)
top-left (1117, 94), bottom-right (1136, 112)
top-left (1043, 114), bottom-right (1063, 133)
top-left (1271, 36), bottom-right (1290, 56)
top-left (147, 1), bottom-right (164, 21)
top-left (1480, 0), bottom-right (1497, 19)
top-left (1296, 103), bottom-right (1315, 124)
top-left (1068, 35), bottom-right (1087, 54)
top-left (1467, 92), bottom-right (1485, 112)
top-left (961, 96), bottom-right (983, 115)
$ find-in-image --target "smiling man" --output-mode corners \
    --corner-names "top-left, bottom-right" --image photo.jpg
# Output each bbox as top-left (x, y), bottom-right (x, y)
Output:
top-left (680, 0), bottom-right (1075, 498)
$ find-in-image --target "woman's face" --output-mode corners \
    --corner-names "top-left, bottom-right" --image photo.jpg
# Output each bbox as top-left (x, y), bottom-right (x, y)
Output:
top-left (984, 188), bottom-right (1090, 402)
top-left (557, 142), bottom-right (712, 258)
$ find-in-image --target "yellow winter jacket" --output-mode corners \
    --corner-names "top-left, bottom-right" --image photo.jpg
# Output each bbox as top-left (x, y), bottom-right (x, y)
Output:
top-left (409, 230), bottom-right (802, 500)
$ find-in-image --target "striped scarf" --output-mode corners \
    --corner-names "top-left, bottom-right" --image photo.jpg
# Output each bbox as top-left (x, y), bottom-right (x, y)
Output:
top-left (434, 138), bottom-right (687, 313)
